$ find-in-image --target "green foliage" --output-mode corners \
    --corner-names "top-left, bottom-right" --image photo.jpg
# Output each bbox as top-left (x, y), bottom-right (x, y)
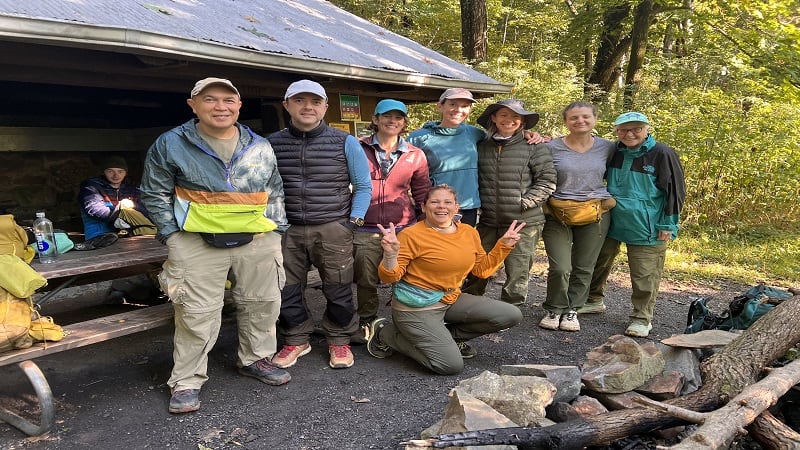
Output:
top-left (331, 0), bottom-right (800, 284)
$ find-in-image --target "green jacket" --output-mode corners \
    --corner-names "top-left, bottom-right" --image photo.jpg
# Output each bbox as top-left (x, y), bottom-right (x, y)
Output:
top-left (606, 135), bottom-right (686, 245)
top-left (476, 132), bottom-right (556, 228)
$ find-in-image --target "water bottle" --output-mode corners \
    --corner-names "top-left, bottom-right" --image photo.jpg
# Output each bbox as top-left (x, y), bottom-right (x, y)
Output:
top-left (33, 211), bottom-right (59, 263)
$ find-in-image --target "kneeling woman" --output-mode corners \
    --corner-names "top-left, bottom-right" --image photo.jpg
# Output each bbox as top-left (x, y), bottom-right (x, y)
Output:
top-left (367, 184), bottom-right (525, 375)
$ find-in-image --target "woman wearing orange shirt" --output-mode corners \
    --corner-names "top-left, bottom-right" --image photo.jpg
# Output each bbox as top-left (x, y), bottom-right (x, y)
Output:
top-left (366, 184), bottom-right (524, 375)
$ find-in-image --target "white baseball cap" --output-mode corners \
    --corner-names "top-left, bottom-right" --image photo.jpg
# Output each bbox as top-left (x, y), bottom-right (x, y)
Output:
top-left (284, 80), bottom-right (328, 100)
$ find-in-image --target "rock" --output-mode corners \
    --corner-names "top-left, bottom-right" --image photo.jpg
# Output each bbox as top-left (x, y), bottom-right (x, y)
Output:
top-left (548, 395), bottom-right (608, 422)
top-left (581, 335), bottom-right (665, 393)
top-left (634, 370), bottom-right (684, 400)
top-left (661, 329), bottom-right (741, 348)
top-left (498, 364), bottom-right (582, 404)
top-left (457, 370), bottom-right (556, 427)
top-left (420, 389), bottom-right (518, 450)
top-left (656, 343), bottom-right (702, 395)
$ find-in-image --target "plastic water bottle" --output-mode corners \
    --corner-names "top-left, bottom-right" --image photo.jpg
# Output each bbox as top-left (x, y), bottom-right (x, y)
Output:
top-left (33, 211), bottom-right (59, 263)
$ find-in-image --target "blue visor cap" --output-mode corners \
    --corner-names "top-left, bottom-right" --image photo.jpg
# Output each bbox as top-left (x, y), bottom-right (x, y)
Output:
top-left (375, 99), bottom-right (408, 116)
top-left (614, 111), bottom-right (650, 125)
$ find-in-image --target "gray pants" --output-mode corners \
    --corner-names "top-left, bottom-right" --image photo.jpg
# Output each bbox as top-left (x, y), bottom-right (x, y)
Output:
top-left (542, 212), bottom-right (610, 314)
top-left (381, 293), bottom-right (522, 375)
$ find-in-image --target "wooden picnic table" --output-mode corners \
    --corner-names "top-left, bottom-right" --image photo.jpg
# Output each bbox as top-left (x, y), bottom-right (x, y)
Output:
top-left (31, 235), bottom-right (168, 299)
top-left (1, 235), bottom-right (172, 437)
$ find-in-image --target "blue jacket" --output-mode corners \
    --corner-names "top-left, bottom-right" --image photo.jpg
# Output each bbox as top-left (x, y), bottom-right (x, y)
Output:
top-left (140, 119), bottom-right (287, 243)
top-left (407, 121), bottom-right (484, 209)
top-left (77, 176), bottom-right (149, 240)
top-left (606, 135), bottom-right (686, 245)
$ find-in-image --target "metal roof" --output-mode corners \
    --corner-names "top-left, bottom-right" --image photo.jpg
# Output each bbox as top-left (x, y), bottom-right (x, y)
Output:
top-left (0, 0), bottom-right (511, 95)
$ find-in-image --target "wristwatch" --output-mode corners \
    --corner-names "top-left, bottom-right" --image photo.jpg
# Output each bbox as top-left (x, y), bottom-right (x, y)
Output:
top-left (349, 217), bottom-right (365, 227)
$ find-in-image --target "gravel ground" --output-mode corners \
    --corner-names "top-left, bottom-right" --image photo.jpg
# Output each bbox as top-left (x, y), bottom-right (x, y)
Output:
top-left (0, 257), bottom-right (752, 450)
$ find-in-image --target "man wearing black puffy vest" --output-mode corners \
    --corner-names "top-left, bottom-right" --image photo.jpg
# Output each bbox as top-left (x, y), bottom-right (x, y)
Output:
top-left (269, 80), bottom-right (372, 370)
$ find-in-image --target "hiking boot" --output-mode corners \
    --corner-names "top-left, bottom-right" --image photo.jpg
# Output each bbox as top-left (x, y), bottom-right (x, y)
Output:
top-left (538, 311), bottom-right (560, 330)
top-left (624, 322), bottom-right (653, 337)
top-left (238, 357), bottom-right (291, 385)
top-left (559, 311), bottom-right (580, 332)
top-left (168, 389), bottom-right (200, 414)
top-left (576, 301), bottom-right (607, 314)
top-left (271, 343), bottom-right (311, 368)
top-left (329, 344), bottom-right (354, 369)
top-left (366, 317), bottom-right (393, 359)
top-left (456, 340), bottom-right (477, 359)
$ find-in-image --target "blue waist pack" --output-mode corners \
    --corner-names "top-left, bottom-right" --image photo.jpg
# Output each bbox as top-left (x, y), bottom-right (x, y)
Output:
top-left (392, 279), bottom-right (445, 308)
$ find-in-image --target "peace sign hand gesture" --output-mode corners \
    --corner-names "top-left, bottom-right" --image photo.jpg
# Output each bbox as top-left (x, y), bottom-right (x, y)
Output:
top-left (499, 220), bottom-right (526, 247)
top-left (377, 223), bottom-right (400, 255)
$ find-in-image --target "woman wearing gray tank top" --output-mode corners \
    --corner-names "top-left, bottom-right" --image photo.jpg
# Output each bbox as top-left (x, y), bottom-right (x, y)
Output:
top-left (539, 102), bottom-right (616, 332)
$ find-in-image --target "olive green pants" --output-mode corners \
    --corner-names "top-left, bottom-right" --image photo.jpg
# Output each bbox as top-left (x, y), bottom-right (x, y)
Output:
top-left (462, 224), bottom-right (542, 306)
top-left (541, 213), bottom-right (610, 314)
top-left (589, 237), bottom-right (668, 325)
top-left (380, 293), bottom-right (523, 375)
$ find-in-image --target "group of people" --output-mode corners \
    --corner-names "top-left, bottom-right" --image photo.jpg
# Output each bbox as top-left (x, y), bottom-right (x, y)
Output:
top-left (110, 75), bottom-right (684, 414)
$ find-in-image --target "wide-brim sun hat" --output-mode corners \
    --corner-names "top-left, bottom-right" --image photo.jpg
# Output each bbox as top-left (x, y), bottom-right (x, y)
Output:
top-left (614, 111), bottom-right (650, 125)
top-left (477, 99), bottom-right (539, 130)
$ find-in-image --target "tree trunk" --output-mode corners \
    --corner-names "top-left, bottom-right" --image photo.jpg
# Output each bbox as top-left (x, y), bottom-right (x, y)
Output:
top-left (421, 295), bottom-right (800, 449)
top-left (585, 3), bottom-right (631, 103)
top-left (748, 410), bottom-right (800, 450)
top-left (623, 0), bottom-right (655, 109)
top-left (669, 357), bottom-right (800, 449)
top-left (460, 0), bottom-right (487, 63)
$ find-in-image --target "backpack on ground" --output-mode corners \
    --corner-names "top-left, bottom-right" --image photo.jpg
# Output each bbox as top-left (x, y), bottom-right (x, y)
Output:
top-left (685, 283), bottom-right (793, 334)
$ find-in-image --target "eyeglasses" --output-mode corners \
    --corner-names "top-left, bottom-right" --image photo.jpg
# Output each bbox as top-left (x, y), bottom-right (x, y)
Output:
top-left (616, 126), bottom-right (645, 136)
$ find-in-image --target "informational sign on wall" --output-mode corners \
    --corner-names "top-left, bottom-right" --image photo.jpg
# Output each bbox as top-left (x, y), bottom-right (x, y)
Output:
top-left (354, 121), bottom-right (372, 138)
top-left (339, 94), bottom-right (361, 120)
top-left (329, 122), bottom-right (352, 133)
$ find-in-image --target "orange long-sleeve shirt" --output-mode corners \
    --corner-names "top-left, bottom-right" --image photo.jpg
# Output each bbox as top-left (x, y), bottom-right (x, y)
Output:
top-left (378, 221), bottom-right (514, 304)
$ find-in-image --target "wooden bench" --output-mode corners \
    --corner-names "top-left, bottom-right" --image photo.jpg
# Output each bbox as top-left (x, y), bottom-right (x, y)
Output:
top-left (0, 236), bottom-right (171, 436)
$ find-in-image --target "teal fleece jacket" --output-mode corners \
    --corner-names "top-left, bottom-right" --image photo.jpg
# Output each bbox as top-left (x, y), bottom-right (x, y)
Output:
top-left (407, 121), bottom-right (485, 209)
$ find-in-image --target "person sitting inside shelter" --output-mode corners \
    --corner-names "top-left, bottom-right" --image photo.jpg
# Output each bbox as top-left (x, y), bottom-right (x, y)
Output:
top-left (77, 155), bottom-right (156, 245)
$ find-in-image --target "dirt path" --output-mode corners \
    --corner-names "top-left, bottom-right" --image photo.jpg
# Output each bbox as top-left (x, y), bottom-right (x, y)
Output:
top-left (0, 267), bottom-right (750, 450)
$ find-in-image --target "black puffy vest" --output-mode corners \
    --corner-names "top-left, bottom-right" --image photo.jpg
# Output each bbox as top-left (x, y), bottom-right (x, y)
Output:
top-left (269, 122), bottom-right (352, 225)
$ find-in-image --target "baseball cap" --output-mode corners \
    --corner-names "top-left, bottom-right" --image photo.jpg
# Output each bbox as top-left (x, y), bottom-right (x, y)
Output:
top-left (477, 99), bottom-right (539, 130)
top-left (374, 99), bottom-right (408, 116)
top-left (438, 88), bottom-right (476, 104)
top-left (284, 80), bottom-right (328, 100)
top-left (190, 77), bottom-right (239, 97)
top-left (614, 111), bottom-right (650, 125)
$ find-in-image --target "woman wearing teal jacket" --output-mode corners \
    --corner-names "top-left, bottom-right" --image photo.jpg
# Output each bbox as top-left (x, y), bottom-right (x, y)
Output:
top-left (407, 88), bottom-right (483, 225)
top-left (587, 112), bottom-right (686, 338)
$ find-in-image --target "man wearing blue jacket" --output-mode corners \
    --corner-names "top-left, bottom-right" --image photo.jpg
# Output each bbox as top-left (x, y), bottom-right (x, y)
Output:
top-left (586, 112), bottom-right (686, 337)
top-left (141, 77), bottom-right (290, 413)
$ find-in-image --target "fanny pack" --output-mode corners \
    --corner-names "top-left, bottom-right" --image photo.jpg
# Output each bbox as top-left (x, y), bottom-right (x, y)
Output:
top-left (392, 279), bottom-right (445, 308)
top-left (546, 197), bottom-right (616, 227)
top-left (199, 232), bottom-right (254, 248)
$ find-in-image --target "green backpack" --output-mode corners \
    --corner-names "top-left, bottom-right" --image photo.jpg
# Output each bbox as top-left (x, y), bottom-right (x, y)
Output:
top-left (685, 284), bottom-right (793, 333)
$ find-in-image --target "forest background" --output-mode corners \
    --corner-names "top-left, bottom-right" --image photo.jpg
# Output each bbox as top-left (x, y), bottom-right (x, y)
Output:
top-left (332, 0), bottom-right (800, 287)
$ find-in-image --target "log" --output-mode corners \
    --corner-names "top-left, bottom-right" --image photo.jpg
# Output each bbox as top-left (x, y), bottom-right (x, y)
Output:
top-left (748, 410), bottom-right (800, 450)
top-left (413, 295), bottom-right (800, 449)
top-left (668, 357), bottom-right (800, 449)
